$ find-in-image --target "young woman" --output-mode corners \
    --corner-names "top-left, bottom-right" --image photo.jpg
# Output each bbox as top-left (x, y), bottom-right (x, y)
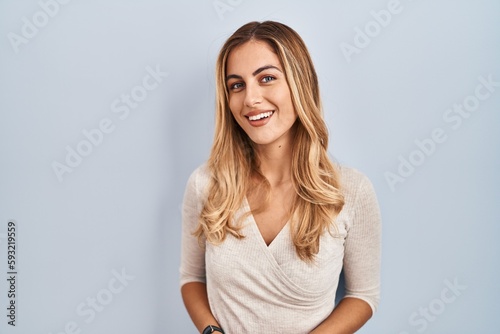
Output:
top-left (180, 21), bottom-right (381, 334)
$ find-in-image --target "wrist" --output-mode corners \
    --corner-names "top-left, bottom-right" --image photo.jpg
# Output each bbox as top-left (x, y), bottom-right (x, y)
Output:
top-left (202, 325), bottom-right (225, 334)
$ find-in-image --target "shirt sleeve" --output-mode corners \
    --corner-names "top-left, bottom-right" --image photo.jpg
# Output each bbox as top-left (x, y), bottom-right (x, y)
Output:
top-left (179, 167), bottom-right (207, 287)
top-left (341, 171), bottom-right (382, 314)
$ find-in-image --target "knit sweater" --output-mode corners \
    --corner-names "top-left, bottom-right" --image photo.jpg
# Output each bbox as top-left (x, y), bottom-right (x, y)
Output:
top-left (180, 163), bottom-right (381, 333)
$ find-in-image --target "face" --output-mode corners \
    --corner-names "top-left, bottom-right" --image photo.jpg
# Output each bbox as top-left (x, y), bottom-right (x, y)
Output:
top-left (225, 40), bottom-right (298, 149)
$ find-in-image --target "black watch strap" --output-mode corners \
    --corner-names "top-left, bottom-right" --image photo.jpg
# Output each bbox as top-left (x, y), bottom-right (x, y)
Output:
top-left (202, 325), bottom-right (224, 334)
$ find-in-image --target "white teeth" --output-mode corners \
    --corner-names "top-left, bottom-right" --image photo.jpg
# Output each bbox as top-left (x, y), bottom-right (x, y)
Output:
top-left (248, 111), bottom-right (273, 121)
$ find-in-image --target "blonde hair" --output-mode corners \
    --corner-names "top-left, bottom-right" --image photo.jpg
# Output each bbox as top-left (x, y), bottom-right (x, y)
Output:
top-left (195, 21), bottom-right (345, 261)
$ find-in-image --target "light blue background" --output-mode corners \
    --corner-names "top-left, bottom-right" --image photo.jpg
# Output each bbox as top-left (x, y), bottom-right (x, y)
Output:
top-left (1, 0), bottom-right (499, 333)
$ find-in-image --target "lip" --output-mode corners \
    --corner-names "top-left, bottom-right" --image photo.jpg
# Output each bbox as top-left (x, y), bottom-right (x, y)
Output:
top-left (244, 109), bottom-right (274, 117)
top-left (244, 110), bottom-right (274, 127)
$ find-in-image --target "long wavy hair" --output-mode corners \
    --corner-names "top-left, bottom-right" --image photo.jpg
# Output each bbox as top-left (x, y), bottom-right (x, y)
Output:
top-left (195, 21), bottom-right (345, 261)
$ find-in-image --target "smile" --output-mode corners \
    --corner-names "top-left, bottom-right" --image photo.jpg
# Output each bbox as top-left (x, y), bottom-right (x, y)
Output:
top-left (248, 111), bottom-right (274, 121)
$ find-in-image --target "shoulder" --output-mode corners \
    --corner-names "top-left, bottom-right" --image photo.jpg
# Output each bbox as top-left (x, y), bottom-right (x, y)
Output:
top-left (185, 162), bottom-right (212, 200)
top-left (188, 162), bottom-right (211, 186)
top-left (182, 162), bottom-right (212, 213)
top-left (337, 165), bottom-right (375, 200)
top-left (336, 165), bottom-right (380, 220)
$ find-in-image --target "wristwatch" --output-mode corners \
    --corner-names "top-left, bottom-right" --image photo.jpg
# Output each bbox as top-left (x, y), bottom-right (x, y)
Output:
top-left (202, 325), bottom-right (225, 334)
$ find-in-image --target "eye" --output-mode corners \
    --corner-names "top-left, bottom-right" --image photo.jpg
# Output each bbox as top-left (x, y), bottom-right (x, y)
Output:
top-left (261, 76), bottom-right (275, 83)
top-left (229, 82), bottom-right (244, 90)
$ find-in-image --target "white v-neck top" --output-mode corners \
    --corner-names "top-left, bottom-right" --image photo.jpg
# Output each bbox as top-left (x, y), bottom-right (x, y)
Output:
top-left (180, 164), bottom-right (381, 333)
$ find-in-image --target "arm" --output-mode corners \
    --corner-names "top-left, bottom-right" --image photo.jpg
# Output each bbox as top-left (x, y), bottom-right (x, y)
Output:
top-left (310, 297), bottom-right (372, 334)
top-left (312, 171), bottom-right (382, 333)
top-left (181, 282), bottom-right (221, 332)
top-left (179, 167), bottom-right (221, 332)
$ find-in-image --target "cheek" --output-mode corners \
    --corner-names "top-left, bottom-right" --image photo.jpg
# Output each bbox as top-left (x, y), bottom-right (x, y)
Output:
top-left (228, 95), bottom-right (241, 115)
top-left (271, 86), bottom-right (293, 109)
top-left (228, 98), bottom-right (245, 128)
top-left (276, 92), bottom-right (296, 117)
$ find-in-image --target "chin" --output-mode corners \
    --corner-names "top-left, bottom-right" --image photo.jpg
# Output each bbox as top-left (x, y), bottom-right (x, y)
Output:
top-left (248, 137), bottom-right (281, 147)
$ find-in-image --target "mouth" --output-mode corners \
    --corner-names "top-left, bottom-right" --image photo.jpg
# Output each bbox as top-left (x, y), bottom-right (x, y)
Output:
top-left (245, 111), bottom-right (274, 127)
top-left (245, 110), bottom-right (274, 126)
top-left (247, 111), bottom-right (274, 121)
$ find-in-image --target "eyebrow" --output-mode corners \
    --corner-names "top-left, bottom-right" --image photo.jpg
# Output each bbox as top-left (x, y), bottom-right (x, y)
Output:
top-left (226, 65), bottom-right (282, 82)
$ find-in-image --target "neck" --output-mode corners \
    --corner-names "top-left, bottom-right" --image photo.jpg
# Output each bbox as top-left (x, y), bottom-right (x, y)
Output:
top-left (254, 131), bottom-right (294, 188)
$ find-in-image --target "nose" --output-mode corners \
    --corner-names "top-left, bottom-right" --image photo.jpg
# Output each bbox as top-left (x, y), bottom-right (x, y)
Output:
top-left (244, 82), bottom-right (262, 108)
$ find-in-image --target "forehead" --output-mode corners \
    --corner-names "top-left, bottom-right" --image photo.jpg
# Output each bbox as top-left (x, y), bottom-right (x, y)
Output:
top-left (226, 40), bottom-right (281, 74)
